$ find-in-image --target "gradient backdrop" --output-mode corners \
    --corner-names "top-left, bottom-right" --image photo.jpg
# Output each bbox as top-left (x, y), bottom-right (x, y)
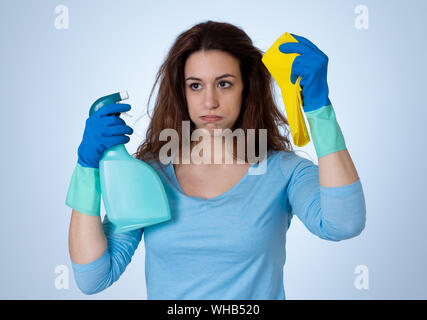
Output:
top-left (1, 0), bottom-right (426, 299)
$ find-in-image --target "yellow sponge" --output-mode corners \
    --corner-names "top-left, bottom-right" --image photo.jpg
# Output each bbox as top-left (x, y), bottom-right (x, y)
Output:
top-left (262, 32), bottom-right (310, 147)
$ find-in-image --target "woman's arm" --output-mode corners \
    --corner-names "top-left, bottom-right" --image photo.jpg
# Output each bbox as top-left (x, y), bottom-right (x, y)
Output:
top-left (283, 153), bottom-right (366, 241)
top-left (319, 149), bottom-right (360, 187)
top-left (69, 213), bottom-right (143, 295)
top-left (69, 209), bottom-right (107, 264)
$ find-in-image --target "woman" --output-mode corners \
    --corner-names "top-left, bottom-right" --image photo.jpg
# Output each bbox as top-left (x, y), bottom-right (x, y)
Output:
top-left (67, 20), bottom-right (366, 299)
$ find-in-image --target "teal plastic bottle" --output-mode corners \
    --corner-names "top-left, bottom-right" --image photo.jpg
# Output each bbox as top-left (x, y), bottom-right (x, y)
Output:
top-left (89, 91), bottom-right (172, 234)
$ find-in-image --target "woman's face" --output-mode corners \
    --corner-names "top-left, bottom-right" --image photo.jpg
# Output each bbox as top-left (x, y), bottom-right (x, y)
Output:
top-left (184, 49), bottom-right (244, 136)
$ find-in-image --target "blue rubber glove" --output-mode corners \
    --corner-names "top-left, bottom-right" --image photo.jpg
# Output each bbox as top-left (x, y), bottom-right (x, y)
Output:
top-left (78, 103), bottom-right (133, 169)
top-left (279, 34), bottom-right (346, 158)
top-left (66, 103), bottom-right (133, 216)
top-left (278, 33), bottom-right (331, 112)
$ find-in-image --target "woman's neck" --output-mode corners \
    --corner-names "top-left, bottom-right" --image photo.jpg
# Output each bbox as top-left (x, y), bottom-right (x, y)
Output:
top-left (187, 137), bottom-right (243, 165)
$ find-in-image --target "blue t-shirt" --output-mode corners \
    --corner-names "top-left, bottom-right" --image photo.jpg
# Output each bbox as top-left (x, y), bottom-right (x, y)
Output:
top-left (70, 149), bottom-right (366, 299)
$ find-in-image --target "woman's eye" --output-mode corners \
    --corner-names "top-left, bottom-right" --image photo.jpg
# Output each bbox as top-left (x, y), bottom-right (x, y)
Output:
top-left (190, 83), bottom-right (201, 90)
top-left (219, 81), bottom-right (231, 88)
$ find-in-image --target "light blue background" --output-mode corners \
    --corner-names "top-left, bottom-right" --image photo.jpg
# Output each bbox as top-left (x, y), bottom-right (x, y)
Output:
top-left (1, 0), bottom-right (426, 299)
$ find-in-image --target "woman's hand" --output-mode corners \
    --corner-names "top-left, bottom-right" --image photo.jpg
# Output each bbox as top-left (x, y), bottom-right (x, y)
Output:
top-left (278, 33), bottom-right (331, 112)
top-left (78, 103), bottom-right (133, 169)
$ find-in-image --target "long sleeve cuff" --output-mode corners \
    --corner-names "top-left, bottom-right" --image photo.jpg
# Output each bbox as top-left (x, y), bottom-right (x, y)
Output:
top-left (319, 178), bottom-right (367, 241)
top-left (70, 249), bottom-right (112, 295)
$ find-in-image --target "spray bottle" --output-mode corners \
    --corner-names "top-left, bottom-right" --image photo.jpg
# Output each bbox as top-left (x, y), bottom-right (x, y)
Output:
top-left (89, 91), bottom-right (172, 233)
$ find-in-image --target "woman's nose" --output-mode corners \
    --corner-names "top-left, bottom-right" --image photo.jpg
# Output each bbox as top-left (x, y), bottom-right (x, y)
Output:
top-left (203, 85), bottom-right (219, 109)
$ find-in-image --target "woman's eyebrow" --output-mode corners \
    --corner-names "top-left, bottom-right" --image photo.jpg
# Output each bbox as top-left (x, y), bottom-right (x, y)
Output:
top-left (185, 73), bottom-right (236, 81)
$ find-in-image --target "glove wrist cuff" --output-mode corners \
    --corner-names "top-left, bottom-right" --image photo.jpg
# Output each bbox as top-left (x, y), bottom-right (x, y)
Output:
top-left (65, 163), bottom-right (101, 216)
top-left (304, 104), bottom-right (347, 158)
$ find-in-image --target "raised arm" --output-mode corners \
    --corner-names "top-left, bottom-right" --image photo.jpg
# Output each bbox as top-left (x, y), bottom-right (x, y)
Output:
top-left (283, 154), bottom-right (366, 241)
top-left (70, 214), bottom-right (143, 295)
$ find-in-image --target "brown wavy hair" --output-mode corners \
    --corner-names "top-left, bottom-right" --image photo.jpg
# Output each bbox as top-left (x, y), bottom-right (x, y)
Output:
top-left (132, 20), bottom-right (294, 164)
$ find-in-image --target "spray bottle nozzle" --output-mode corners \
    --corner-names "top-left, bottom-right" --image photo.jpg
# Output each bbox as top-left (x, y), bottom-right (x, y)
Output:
top-left (119, 91), bottom-right (133, 118)
top-left (120, 91), bottom-right (129, 100)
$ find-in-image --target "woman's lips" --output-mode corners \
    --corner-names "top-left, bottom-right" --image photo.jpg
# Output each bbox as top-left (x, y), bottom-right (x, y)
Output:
top-left (200, 116), bottom-right (222, 122)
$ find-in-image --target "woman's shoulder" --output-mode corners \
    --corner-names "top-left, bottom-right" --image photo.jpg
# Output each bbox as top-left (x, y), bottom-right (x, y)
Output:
top-left (271, 149), bottom-right (318, 177)
top-left (272, 148), bottom-right (315, 162)
top-left (134, 152), bottom-right (169, 173)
